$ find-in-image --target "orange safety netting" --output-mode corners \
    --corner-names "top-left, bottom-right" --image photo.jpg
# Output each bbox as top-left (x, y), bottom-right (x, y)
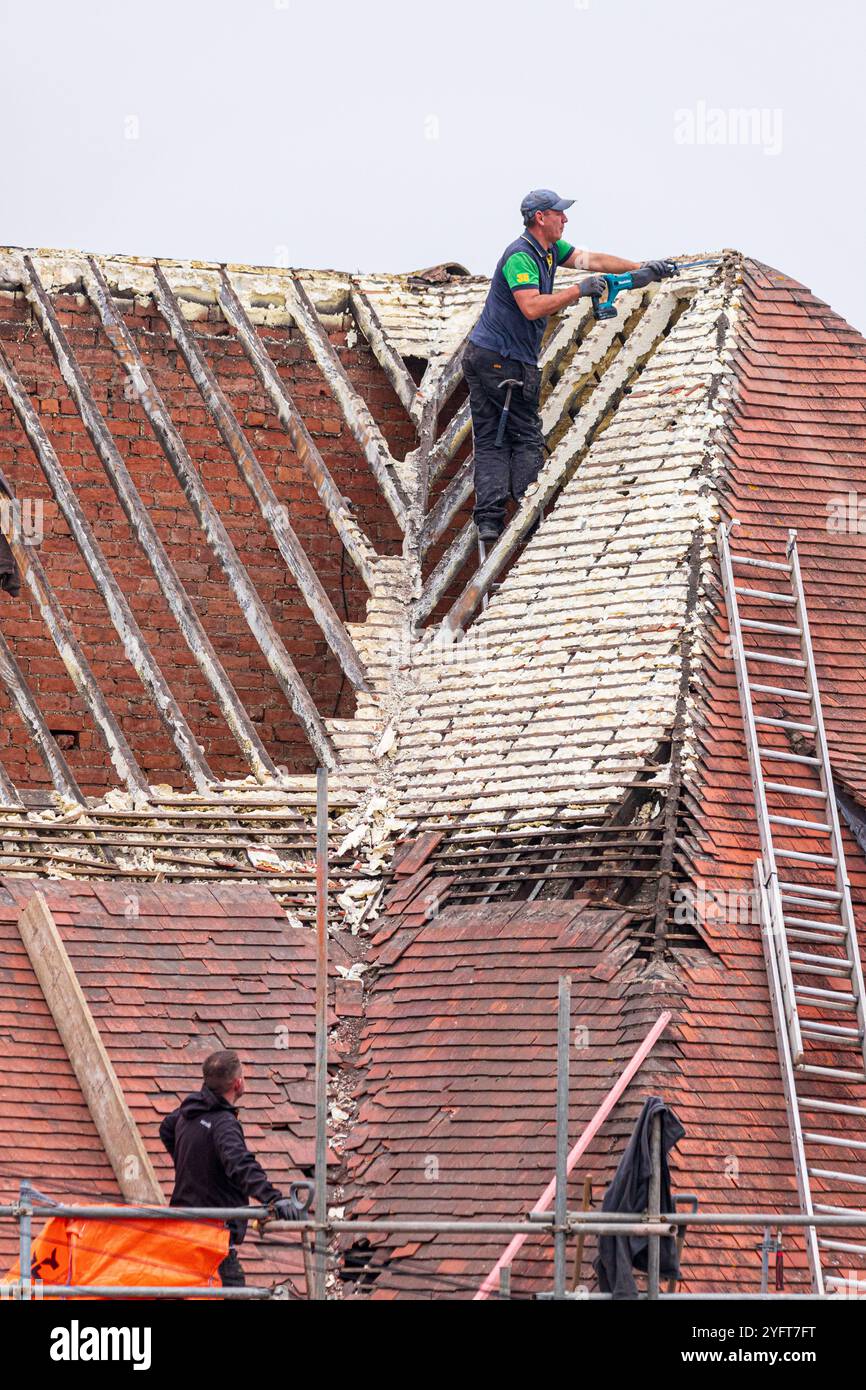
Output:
top-left (4, 1212), bottom-right (229, 1296)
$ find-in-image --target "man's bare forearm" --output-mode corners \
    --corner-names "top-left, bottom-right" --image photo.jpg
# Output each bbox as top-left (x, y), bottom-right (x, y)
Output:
top-left (585, 251), bottom-right (641, 273)
top-left (516, 251), bottom-right (644, 319)
top-left (514, 285), bottom-right (586, 320)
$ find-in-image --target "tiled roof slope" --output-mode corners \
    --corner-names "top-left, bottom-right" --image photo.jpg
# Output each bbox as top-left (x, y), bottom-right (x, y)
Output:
top-left (5, 250), bottom-right (866, 1298)
top-left (342, 902), bottom-right (658, 1298)
top-left (0, 252), bottom-right (484, 364)
top-left (341, 901), bottom-right (814, 1298)
top-left (0, 879), bottom-right (322, 1289)
top-left (393, 261), bottom-right (731, 828)
top-left (684, 256), bottom-right (866, 1276)
top-left (342, 259), bottom-right (866, 1297)
top-left (701, 257), bottom-right (866, 796)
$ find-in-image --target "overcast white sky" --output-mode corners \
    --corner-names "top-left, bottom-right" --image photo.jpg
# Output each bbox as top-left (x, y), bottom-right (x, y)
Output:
top-left (2, 0), bottom-right (864, 330)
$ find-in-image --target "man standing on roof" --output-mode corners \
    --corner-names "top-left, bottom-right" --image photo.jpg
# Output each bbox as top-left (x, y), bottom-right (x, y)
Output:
top-left (465, 188), bottom-right (677, 546)
top-left (160, 1049), bottom-right (308, 1289)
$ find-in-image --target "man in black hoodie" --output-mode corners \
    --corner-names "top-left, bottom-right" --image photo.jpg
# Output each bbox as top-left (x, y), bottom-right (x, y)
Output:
top-left (160, 1049), bottom-right (302, 1287)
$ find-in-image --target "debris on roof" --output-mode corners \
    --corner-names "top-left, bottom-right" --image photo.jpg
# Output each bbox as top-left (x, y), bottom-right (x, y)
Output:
top-left (3, 241), bottom-right (866, 1297)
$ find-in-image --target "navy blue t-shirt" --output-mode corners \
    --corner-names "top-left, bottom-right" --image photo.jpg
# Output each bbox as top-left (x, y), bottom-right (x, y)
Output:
top-left (470, 230), bottom-right (575, 365)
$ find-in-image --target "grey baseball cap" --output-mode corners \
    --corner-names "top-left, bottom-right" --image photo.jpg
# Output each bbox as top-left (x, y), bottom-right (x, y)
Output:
top-left (520, 188), bottom-right (575, 221)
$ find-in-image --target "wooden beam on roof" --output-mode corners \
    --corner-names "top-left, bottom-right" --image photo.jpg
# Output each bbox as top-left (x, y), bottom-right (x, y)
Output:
top-left (153, 263), bottom-right (369, 694)
top-left (17, 892), bottom-right (164, 1206)
top-left (0, 336), bottom-right (215, 793)
top-left (0, 630), bottom-right (87, 806)
top-left (427, 398), bottom-right (471, 486)
top-left (284, 274), bottom-right (410, 530)
top-left (217, 270), bottom-right (380, 592)
top-left (83, 255), bottom-right (337, 772)
top-left (414, 520), bottom-right (475, 626)
top-left (23, 256), bottom-right (279, 785)
top-left (420, 454), bottom-right (474, 556)
top-left (0, 466), bottom-right (149, 797)
top-left (348, 283), bottom-right (419, 420)
top-left (414, 328), bottom-right (472, 426)
top-left (0, 755), bottom-right (21, 806)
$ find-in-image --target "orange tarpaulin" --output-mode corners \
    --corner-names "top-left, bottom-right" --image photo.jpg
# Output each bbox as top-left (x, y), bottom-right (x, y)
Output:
top-left (4, 1213), bottom-right (229, 1296)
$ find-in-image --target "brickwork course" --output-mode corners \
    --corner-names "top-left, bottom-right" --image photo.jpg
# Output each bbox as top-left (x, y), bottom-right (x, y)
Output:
top-left (1, 246), bottom-right (866, 1297)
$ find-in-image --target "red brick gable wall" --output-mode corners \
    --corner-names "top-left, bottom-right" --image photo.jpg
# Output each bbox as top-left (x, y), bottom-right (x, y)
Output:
top-left (0, 288), bottom-right (410, 792)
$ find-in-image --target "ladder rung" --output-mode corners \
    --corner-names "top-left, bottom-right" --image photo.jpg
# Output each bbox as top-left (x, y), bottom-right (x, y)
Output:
top-left (779, 882), bottom-right (842, 900)
top-left (809, 1168), bottom-right (866, 1187)
top-left (740, 618), bottom-right (801, 635)
top-left (735, 585), bottom-right (796, 604)
top-left (802, 1099), bottom-right (866, 1119)
top-left (815, 1203), bottom-right (866, 1215)
top-left (826, 1276), bottom-right (866, 1290)
top-left (800, 1020), bottom-right (861, 1040)
top-left (784, 915), bottom-right (846, 933)
top-left (789, 945), bottom-right (850, 967)
top-left (799, 1064), bottom-right (866, 1083)
top-left (818, 1237), bottom-right (866, 1255)
top-left (795, 995), bottom-right (856, 1017)
top-left (782, 895), bottom-right (841, 911)
top-left (744, 649), bottom-right (805, 668)
top-left (754, 715), bottom-right (816, 733)
top-left (805, 1132), bottom-right (866, 1151)
top-left (731, 555), bottom-right (792, 573)
top-left (765, 781), bottom-right (826, 799)
top-left (775, 848), bottom-right (836, 866)
top-left (760, 749), bottom-right (820, 766)
top-left (786, 929), bottom-right (849, 946)
top-left (789, 952), bottom-right (852, 975)
top-left (750, 683), bottom-right (811, 701)
top-left (769, 814), bottom-right (831, 832)
top-left (794, 985), bottom-right (855, 1007)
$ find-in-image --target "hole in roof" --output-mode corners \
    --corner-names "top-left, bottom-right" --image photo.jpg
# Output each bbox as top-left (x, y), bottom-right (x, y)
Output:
top-left (339, 1237), bottom-right (387, 1292)
top-left (402, 355), bottom-right (428, 387)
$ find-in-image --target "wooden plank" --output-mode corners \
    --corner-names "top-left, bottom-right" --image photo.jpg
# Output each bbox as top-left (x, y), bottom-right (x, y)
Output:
top-left (17, 893), bottom-right (164, 1205)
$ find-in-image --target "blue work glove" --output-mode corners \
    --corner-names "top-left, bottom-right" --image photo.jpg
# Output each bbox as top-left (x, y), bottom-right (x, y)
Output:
top-left (579, 274), bottom-right (607, 299)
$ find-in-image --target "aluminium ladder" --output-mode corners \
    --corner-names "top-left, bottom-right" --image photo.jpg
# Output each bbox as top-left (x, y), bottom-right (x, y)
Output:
top-left (718, 522), bottom-right (866, 1295)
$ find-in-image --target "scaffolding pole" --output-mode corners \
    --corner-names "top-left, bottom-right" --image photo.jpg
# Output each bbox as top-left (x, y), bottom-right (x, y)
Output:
top-left (5, 1201), bottom-right (866, 1301)
top-left (647, 1112), bottom-right (662, 1299)
top-left (314, 765), bottom-right (329, 1301)
top-left (17, 1180), bottom-right (32, 1303)
top-left (553, 976), bottom-right (571, 1300)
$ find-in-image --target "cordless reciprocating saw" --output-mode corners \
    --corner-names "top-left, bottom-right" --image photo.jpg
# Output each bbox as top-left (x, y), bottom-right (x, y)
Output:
top-left (590, 262), bottom-right (681, 320)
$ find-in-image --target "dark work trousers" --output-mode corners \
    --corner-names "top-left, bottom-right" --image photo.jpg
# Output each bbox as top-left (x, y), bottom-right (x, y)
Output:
top-left (219, 1245), bottom-right (246, 1288)
top-left (463, 340), bottom-right (545, 540)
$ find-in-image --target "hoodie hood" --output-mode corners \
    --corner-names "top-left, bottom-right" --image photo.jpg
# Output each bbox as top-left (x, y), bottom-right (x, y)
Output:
top-left (176, 1085), bottom-right (238, 1121)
